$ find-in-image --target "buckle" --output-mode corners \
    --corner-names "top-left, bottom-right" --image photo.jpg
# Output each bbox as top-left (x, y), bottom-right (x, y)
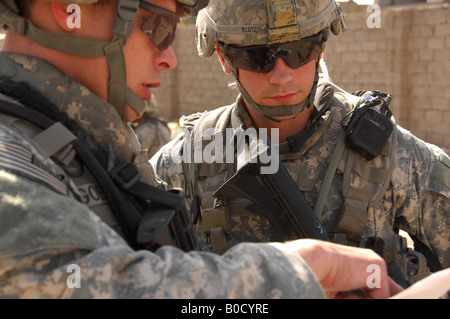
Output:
top-left (110, 161), bottom-right (142, 190)
top-left (117, 0), bottom-right (140, 20)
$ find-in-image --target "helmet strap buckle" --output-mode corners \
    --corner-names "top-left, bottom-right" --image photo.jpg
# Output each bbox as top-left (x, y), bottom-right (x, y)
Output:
top-left (117, 0), bottom-right (140, 21)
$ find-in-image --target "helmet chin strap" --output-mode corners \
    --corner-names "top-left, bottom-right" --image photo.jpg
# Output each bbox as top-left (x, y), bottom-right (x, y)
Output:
top-left (0, 0), bottom-right (147, 122)
top-left (104, 34), bottom-right (147, 121)
top-left (231, 68), bottom-right (319, 123)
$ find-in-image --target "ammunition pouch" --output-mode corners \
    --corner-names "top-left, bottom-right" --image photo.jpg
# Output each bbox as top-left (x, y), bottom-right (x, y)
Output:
top-left (214, 158), bottom-right (329, 242)
top-left (332, 90), bottom-right (397, 244)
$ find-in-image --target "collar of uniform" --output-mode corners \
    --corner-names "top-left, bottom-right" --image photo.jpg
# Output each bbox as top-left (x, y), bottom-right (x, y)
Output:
top-left (282, 79), bottom-right (335, 160)
top-left (233, 94), bottom-right (255, 131)
top-left (281, 111), bottom-right (331, 160)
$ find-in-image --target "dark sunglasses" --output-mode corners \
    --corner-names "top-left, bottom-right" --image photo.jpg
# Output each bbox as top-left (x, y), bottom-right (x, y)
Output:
top-left (221, 32), bottom-right (325, 73)
top-left (139, 2), bottom-right (180, 51)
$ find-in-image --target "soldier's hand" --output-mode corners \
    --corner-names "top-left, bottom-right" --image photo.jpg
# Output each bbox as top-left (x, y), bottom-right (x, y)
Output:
top-left (285, 239), bottom-right (404, 299)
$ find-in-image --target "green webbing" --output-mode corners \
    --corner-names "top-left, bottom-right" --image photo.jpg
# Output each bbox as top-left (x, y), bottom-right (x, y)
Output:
top-left (105, 39), bottom-right (127, 120)
top-left (314, 130), bottom-right (346, 220)
top-left (127, 88), bottom-right (147, 117)
top-left (13, 15), bottom-right (107, 58)
top-left (232, 70), bottom-right (308, 123)
top-left (0, 3), bottom-right (144, 122)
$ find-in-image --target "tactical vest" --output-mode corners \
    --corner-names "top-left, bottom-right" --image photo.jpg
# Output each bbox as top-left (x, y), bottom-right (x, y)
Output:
top-left (0, 106), bottom-right (126, 235)
top-left (181, 85), bottom-right (429, 286)
top-left (0, 53), bottom-right (197, 252)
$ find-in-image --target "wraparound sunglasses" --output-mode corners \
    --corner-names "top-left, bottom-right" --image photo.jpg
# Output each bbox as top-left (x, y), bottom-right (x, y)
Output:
top-left (220, 32), bottom-right (325, 73)
top-left (140, 2), bottom-right (180, 51)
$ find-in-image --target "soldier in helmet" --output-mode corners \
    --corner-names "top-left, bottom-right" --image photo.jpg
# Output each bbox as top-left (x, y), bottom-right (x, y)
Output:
top-left (0, 0), bottom-right (403, 299)
top-left (152, 0), bottom-right (450, 289)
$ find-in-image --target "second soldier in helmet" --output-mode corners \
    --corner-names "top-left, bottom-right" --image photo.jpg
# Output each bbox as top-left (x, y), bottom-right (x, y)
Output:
top-left (152, 0), bottom-right (450, 288)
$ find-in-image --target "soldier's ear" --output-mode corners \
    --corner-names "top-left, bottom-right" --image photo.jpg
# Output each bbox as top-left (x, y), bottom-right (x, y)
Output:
top-left (50, 2), bottom-right (77, 33)
top-left (216, 44), bottom-right (233, 74)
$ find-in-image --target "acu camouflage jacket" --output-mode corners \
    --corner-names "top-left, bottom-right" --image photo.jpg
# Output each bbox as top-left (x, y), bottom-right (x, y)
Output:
top-left (152, 82), bottom-right (450, 284)
top-left (0, 52), bottom-right (324, 298)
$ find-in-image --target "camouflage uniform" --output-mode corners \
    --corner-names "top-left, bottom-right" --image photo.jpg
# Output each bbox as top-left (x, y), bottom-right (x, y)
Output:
top-left (152, 77), bottom-right (450, 280)
top-left (0, 52), bottom-right (324, 299)
top-left (0, 0), bottom-right (325, 298)
top-left (134, 115), bottom-right (172, 159)
top-left (152, 0), bottom-right (449, 286)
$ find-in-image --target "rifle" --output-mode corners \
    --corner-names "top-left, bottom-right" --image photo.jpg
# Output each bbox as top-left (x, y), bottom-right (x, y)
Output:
top-left (214, 156), bottom-right (423, 290)
top-left (213, 157), bottom-right (329, 241)
top-left (212, 143), bottom-right (425, 289)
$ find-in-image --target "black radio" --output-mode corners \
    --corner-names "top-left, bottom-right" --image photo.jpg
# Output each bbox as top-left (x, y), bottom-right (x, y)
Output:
top-left (342, 91), bottom-right (394, 161)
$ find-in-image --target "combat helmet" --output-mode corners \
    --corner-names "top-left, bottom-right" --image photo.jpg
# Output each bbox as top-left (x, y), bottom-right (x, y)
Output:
top-left (0, 0), bottom-right (208, 121)
top-left (196, 0), bottom-right (346, 122)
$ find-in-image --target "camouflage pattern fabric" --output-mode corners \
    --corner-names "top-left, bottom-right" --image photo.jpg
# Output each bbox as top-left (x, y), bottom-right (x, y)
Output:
top-left (0, 52), bottom-right (157, 186)
top-left (0, 53), bottom-right (324, 298)
top-left (134, 116), bottom-right (172, 159)
top-left (0, 170), bottom-right (323, 298)
top-left (151, 79), bottom-right (450, 269)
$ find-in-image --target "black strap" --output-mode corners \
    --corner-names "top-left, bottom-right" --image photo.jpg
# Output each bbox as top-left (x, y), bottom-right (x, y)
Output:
top-left (109, 160), bottom-right (184, 211)
top-left (0, 78), bottom-right (200, 251)
top-left (0, 95), bottom-right (141, 247)
top-left (0, 79), bottom-right (165, 249)
top-left (410, 234), bottom-right (443, 273)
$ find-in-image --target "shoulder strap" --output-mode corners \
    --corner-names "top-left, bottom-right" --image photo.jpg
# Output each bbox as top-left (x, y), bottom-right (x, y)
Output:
top-left (32, 122), bottom-right (77, 160)
top-left (179, 106), bottom-right (236, 241)
top-left (314, 130), bottom-right (346, 220)
top-left (182, 105), bottom-right (235, 194)
top-left (0, 90), bottom-right (140, 244)
top-left (313, 89), bottom-right (363, 221)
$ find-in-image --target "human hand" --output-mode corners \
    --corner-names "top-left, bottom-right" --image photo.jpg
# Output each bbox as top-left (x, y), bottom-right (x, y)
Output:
top-left (285, 239), bottom-right (404, 299)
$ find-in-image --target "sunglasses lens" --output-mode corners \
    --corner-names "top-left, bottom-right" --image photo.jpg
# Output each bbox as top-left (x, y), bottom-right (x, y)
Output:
top-left (228, 34), bottom-right (323, 73)
top-left (292, 40), bottom-right (322, 68)
top-left (235, 47), bottom-right (275, 73)
top-left (140, 3), bottom-right (180, 51)
top-left (142, 15), bottom-right (178, 51)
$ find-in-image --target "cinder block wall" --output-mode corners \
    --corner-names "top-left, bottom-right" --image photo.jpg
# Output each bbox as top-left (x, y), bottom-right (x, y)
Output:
top-left (152, 3), bottom-right (450, 151)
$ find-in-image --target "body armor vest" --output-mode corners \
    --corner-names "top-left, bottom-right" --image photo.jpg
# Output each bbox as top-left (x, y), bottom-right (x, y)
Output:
top-left (180, 84), bottom-right (429, 286)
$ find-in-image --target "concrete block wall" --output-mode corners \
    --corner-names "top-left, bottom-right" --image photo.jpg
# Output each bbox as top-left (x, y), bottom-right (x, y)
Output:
top-left (152, 3), bottom-right (450, 151)
top-left (324, 3), bottom-right (450, 151)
